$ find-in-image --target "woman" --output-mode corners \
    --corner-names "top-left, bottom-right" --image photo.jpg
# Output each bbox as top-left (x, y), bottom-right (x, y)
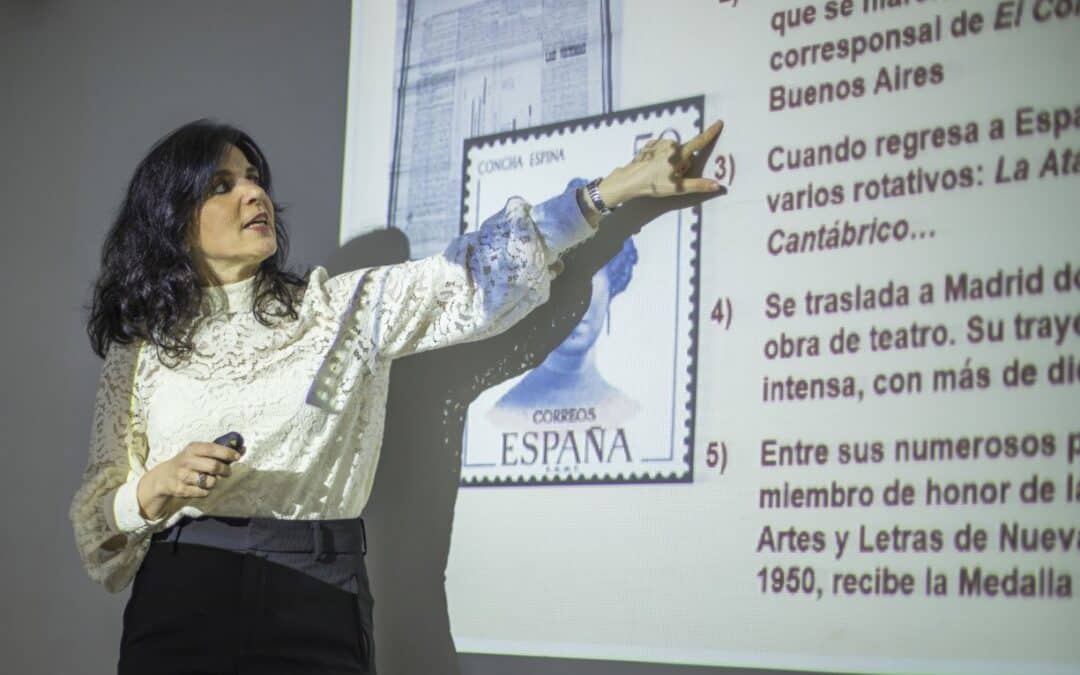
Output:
top-left (68, 118), bottom-right (723, 674)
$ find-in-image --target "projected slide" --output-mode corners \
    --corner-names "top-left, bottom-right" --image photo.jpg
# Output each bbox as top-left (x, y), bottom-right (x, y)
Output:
top-left (459, 99), bottom-right (701, 486)
top-left (343, 1), bottom-right (1080, 673)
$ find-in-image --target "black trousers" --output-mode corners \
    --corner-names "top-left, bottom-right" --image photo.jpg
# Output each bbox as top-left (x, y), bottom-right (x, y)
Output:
top-left (119, 516), bottom-right (374, 674)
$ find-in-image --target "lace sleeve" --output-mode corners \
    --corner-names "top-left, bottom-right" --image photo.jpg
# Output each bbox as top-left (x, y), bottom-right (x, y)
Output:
top-left (364, 184), bottom-right (595, 360)
top-left (68, 340), bottom-right (161, 593)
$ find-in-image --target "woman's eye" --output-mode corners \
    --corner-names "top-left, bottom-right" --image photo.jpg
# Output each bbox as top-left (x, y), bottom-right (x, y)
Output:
top-left (211, 181), bottom-right (230, 195)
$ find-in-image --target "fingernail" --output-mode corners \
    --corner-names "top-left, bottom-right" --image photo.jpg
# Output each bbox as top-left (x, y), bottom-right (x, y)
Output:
top-left (714, 183), bottom-right (727, 194)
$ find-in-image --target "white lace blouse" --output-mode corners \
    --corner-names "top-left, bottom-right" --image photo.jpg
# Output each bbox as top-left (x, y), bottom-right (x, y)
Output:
top-left (69, 186), bottom-right (595, 593)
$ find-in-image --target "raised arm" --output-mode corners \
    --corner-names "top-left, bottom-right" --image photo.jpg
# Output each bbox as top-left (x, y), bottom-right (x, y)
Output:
top-left (322, 120), bottom-right (724, 364)
top-left (362, 184), bottom-right (597, 360)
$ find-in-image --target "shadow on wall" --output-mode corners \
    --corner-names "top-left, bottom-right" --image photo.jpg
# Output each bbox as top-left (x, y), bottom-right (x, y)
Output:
top-left (325, 189), bottom-right (714, 675)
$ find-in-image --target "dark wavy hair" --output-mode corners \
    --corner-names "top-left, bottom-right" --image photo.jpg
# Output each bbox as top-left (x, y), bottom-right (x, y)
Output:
top-left (87, 119), bottom-right (309, 360)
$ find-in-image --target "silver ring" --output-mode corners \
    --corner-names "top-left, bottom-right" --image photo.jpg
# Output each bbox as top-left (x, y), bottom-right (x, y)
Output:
top-left (196, 472), bottom-right (209, 489)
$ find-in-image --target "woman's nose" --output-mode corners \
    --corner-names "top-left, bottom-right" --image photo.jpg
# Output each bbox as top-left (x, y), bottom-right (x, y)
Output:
top-left (240, 179), bottom-right (265, 203)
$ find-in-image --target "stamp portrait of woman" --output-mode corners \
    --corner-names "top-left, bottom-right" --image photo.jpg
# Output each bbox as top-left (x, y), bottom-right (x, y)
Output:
top-left (489, 230), bottom-right (641, 427)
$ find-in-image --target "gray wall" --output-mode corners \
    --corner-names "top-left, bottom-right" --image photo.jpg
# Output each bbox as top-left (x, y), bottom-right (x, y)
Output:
top-left (0, 1), bottom-right (350, 672)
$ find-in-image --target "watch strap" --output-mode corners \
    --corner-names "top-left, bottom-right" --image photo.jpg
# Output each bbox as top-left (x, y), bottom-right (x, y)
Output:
top-left (585, 177), bottom-right (613, 215)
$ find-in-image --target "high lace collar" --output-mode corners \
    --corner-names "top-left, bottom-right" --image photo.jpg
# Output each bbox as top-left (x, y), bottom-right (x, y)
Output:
top-left (199, 274), bottom-right (256, 317)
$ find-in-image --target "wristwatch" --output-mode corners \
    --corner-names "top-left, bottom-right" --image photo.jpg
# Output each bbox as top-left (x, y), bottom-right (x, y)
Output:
top-left (585, 177), bottom-right (614, 215)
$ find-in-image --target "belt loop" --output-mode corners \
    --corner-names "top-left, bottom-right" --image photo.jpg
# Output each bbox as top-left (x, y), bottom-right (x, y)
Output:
top-left (169, 517), bottom-right (188, 554)
top-left (359, 518), bottom-right (367, 556)
top-left (311, 521), bottom-right (329, 562)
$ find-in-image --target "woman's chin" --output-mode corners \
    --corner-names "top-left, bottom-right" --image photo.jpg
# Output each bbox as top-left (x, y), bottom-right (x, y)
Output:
top-left (253, 243), bottom-right (278, 260)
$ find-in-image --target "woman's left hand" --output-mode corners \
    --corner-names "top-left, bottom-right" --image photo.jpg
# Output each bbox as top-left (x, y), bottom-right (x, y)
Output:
top-left (598, 120), bottom-right (724, 207)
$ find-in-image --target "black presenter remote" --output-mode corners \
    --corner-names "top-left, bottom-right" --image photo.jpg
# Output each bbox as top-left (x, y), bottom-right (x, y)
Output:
top-left (212, 431), bottom-right (245, 458)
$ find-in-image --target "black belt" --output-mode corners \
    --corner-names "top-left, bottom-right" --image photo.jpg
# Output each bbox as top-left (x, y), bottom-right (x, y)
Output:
top-left (150, 515), bottom-right (367, 560)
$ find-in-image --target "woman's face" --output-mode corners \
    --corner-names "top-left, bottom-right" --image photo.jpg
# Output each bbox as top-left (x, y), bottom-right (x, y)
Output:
top-left (187, 144), bottom-right (277, 284)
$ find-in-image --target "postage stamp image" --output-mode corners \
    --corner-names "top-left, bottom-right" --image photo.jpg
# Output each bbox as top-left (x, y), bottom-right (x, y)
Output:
top-left (460, 97), bottom-right (703, 486)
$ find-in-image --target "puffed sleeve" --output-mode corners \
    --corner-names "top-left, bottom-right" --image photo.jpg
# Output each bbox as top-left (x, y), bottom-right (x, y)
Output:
top-left (68, 339), bottom-right (163, 592)
top-left (361, 184), bottom-right (595, 360)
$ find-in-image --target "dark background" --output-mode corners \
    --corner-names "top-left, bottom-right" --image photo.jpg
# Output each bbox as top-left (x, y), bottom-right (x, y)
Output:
top-left (0, 1), bottom-right (825, 673)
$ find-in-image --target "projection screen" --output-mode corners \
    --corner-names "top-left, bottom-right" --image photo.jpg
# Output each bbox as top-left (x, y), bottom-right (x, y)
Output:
top-left (342, 1), bottom-right (1080, 673)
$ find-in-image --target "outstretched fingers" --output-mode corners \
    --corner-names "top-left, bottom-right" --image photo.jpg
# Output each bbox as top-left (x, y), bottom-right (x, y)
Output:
top-left (677, 177), bottom-right (725, 194)
top-left (669, 120), bottom-right (725, 194)
top-left (682, 120), bottom-right (724, 158)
